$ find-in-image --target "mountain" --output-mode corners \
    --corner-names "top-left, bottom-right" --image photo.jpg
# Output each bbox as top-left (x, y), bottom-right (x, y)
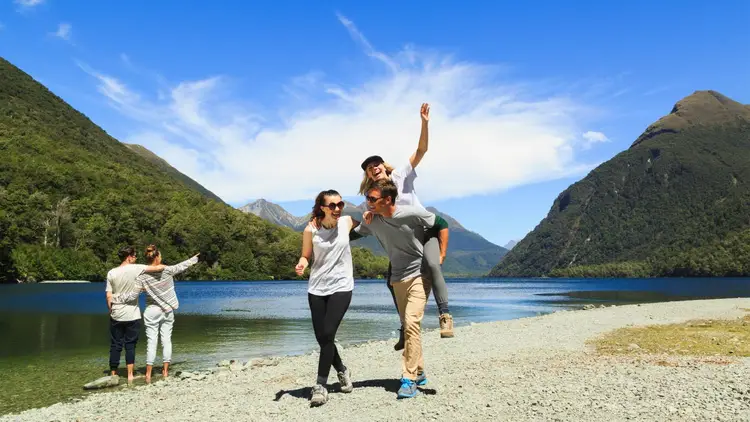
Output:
top-left (238, 199), bottom-right (309, 231)
top-left (503, 240), bottom-right (518, 250)
top-left (239, 199), bottom-right (508, 275)
top-left (124, 143), bottom-right (225, 204)
top-left (490, 90), bottom-right (750, 277)
top-left (0, 57), bottom-right (388, 282)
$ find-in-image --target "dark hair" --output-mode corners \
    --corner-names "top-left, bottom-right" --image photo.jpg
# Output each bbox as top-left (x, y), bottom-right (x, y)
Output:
top-left (310, 189), bottom-right (340, 227)
top-left (369, 179), bottom-right (398, 203)
top-left (117, 246), bottom-right (136, 262)
top-left (144, 244), bottom-right (160, 264)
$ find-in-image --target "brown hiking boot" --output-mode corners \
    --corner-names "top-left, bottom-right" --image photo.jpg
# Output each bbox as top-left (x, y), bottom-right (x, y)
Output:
top-left (439, 313), bottom-right (454, 338)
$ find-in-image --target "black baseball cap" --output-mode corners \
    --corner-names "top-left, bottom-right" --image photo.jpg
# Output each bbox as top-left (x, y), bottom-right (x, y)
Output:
top-left (361, 155), bottom-right (384, 171)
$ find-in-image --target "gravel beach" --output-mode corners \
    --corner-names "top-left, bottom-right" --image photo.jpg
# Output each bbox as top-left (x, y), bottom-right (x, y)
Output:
top-left (3, 298), bottom-right (749, 422)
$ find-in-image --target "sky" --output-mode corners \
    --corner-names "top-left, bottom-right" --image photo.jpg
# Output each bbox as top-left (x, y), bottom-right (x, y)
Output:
top-left (2, 0), bottom-right (749, 247)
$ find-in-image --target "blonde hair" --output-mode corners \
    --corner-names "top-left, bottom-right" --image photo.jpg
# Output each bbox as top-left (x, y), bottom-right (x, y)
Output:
top-left (358, 161), bottom-right (395, 195)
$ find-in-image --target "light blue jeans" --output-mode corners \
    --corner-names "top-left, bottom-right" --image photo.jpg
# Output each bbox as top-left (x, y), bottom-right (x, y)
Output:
top-left (143, 305), bottom-right (174, 365)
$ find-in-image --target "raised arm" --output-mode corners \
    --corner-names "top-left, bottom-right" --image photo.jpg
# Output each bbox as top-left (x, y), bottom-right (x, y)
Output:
top-left (295, 225), bottom-right (314, 276)
top-left (164, 254), bottom-right (200, 276)
top-left (409, 103), bottom-right (430, 169)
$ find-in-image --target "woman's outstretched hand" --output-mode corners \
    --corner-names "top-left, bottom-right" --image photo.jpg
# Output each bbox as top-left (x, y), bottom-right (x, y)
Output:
top-left (363, 211), bottom-right (373, 224)
top-left (420, 103), bottom-right (430, 122)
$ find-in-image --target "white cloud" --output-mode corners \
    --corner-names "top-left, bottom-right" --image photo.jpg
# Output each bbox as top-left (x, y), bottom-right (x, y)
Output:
top-left (582, 131), bottom-right (609, 149)
top-left (15, 0), bottom-right (44, 8)
top-left (52, 23), bottom-right (72, 41)
top-left (80, 15), bottom-right (607, 205)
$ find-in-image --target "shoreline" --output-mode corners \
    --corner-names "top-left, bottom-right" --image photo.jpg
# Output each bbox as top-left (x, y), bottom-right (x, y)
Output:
top-left (2, 298), bottom-right (749, 421)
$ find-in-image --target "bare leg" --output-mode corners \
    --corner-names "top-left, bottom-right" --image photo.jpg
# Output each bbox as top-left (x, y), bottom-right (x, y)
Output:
top-left (127, 364), bottom-right (135, 384)
top-left (145, 364), bottom-right (153, 383)
top-left (162, 362), bottom-right (169, 378)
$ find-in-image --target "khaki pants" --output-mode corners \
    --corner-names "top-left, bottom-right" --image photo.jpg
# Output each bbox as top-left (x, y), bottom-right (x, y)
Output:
top-left (390, 275), bottom-right (431, 380)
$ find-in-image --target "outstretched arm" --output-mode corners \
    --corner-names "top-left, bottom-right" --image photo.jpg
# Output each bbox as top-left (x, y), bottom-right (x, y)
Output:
top-left (164, 254), bottom-right (200, 276)
top-left (144, 264), bottom-right (167, 273)
top-left (296, 225), bottom-right (313, 276)
top-left (409, 103), bottom-right (430, 169)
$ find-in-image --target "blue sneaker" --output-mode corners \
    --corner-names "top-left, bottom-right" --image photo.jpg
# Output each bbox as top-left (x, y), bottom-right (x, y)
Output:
top-left (416, 372), bottom-right (427, 386)
top-left (397, 378), bottom-right (418, 399)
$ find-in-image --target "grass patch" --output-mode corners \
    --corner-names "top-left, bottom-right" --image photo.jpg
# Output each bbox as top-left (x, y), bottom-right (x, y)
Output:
top-left (591, 314), bottom-right (750, 357)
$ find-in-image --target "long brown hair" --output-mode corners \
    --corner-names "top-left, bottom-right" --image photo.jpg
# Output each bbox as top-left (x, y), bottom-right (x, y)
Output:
top-left (310, 189), bottom-right (340, 228)
top-left (144, 244), bottom-right (160, 264)
top-left (358, 161), bottom-right (395, 195)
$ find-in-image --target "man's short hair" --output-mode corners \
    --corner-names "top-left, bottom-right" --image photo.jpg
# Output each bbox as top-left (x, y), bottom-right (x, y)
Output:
top-left (369, 179), bottom-right (399, 203)
top-left (117, 246), bottom-right (136, 262)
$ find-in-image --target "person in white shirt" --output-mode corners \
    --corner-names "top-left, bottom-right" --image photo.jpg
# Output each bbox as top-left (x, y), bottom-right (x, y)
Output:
top-left (104, 246), bottom-right (165, 383)
top-left (295, 189), bottom-right (357, 406)
top-left (357, 103), bottom-right (454, 348)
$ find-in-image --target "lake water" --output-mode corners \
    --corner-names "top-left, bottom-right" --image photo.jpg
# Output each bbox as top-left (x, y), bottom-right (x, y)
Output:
top-left (1, 277), bottom-right (749, 415)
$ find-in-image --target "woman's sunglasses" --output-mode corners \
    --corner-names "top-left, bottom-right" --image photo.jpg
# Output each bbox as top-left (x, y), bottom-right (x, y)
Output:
top-left (324, 201), bottom-right (345, 211)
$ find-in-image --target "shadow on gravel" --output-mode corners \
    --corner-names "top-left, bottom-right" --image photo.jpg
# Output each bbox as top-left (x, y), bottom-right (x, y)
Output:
top-left (274, 379), bottom-right (436, 402)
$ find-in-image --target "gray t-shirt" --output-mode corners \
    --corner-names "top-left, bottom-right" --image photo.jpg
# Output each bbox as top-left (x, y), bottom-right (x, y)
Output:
top-left (354, 205), bottom-right (435, 282)
top-left (105, 264), bottom-right (146, 321)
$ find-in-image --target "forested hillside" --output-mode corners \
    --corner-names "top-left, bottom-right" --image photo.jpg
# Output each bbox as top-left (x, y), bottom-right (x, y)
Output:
top-left (0, 57), bottom-right (387, 282)
top-left (491, 90), bottom-right (750, 277)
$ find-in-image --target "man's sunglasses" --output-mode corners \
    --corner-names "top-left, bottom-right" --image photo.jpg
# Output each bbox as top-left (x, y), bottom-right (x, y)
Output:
top-left (324, 201), bottom-right (346, 211)
top-left (365, 196), bottom-right (382, 203)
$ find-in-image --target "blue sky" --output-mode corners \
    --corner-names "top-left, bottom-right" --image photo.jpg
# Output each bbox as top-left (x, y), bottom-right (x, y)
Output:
top-left (2, 0), bottom-right (749, 247)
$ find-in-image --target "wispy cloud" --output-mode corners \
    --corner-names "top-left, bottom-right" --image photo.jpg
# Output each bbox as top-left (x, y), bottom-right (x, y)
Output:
top-left (52, 23), bottom-right (72, 41)
top-left (79, 14), bottom-right (607, 205)
top-left (15, 0), bottom-right (44, 10)
top-left (643, 86), bottom-right (671, 97)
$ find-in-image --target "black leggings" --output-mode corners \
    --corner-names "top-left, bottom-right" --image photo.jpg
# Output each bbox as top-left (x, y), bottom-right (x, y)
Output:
top-left (308, 291), bottom-right (352, 383)
top-left (109, 318), bottom-right (141, 371)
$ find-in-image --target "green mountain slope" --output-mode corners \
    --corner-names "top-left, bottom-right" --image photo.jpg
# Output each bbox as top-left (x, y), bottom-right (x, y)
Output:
top-left (490, 90), bottom-right (750, 277)
top-left (0, 57), bottom-right (387, 282)
top-left (124, 143), bottom-right (225, 204)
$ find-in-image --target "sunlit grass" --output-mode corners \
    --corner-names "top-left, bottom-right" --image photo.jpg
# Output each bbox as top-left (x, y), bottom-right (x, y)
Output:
top-left (591, 314), bottom-right (750, 357)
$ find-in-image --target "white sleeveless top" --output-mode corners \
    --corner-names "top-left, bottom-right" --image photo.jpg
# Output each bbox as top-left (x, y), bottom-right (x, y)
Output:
top-left (391, 161), bottom-right (425, 209)
top-left (308, 216), bottom-right (355, 296)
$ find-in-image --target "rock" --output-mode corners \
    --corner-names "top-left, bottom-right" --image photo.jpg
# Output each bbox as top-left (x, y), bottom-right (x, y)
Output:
top-left (229, 362), bottom-right (243, 372)
top-left (583, 304), bottom-right (596, 310)
top-left (251, 358), bottom-right (279, 368)
top-left (211, 367), bottom-right (230, 374)
top-left (628, 343), bottom-right (641, 351)
top-left (83, 375), bottom-right (119, 390)
top-left (218, 360), bottom-right (231, 368)
top-left (177, 371), bottom-right (193, 380)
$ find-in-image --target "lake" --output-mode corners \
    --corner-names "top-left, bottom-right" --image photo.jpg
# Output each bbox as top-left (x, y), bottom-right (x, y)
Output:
top-left (1, 277), bottom-right (749, 415)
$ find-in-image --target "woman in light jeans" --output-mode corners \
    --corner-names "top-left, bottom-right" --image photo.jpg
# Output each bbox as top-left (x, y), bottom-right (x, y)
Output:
top-left (113, 245), bottom-right (199, 383)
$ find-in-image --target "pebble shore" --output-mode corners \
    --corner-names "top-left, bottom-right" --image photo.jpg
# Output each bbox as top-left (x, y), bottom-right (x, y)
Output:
top-left (3, 298), bottom-right (749, 421)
